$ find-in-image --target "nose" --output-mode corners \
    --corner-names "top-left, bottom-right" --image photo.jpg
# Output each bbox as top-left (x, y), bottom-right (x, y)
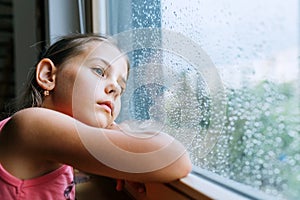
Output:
top-left (104, 80), bottom-right (121, 98)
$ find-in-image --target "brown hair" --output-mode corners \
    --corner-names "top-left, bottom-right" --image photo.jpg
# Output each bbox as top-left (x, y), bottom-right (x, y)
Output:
top-left (16, 33), bottom-right (129, 111)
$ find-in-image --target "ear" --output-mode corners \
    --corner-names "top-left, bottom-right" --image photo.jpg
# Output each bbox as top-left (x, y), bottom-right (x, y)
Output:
top-left (36, 58), bottom-right (57, 90)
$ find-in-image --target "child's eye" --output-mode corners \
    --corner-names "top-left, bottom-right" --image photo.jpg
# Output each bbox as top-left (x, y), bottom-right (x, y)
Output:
top-left (93, 68), bottom-right (105, 76)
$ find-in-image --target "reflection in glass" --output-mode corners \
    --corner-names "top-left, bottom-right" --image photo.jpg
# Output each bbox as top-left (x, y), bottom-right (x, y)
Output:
top-left (104, 0), bottom-right (299, 199)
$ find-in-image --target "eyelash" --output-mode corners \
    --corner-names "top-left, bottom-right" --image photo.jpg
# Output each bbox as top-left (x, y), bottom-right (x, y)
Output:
top-left (93, 67), bottom-right (105, 77)
top-left (93, 67), bottom-right (126, 95)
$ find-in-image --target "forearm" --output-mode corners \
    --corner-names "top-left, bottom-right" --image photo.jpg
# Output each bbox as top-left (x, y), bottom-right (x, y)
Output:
top-left (7, 107), bottom-right (192, 182)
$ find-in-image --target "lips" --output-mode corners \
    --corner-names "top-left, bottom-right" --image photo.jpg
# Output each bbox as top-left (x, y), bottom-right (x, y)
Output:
top-left (97, 101), bottom-right (114, 114)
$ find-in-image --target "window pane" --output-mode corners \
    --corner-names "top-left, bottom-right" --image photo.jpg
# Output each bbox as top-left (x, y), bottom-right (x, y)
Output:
top-left (103, 0), bottom-right (299, 199)
top-left (160, 1), bottom-right (299, 199)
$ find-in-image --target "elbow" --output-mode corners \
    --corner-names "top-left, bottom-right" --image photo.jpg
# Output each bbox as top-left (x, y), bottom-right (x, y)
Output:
top-left (183, 159), bottom-right (193, 178)
top-left (177, 152), bottom-right (193, 179)
top-left (162, 151), bottom-right (192, 182)
top-left (141, 151), bottom-right (192, 183)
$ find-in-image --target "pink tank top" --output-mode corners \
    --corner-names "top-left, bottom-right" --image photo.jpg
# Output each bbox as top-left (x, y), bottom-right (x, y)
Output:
top-left (0, 118), bottom-right (75, 200)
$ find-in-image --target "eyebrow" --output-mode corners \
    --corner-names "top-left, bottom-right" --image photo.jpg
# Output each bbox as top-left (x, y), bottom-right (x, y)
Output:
top-left (87, 57), bottom-right (110, 67)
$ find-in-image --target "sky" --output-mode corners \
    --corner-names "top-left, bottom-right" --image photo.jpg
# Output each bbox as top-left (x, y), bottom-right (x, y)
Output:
top-left (160, 0), bottom-right (299, 86)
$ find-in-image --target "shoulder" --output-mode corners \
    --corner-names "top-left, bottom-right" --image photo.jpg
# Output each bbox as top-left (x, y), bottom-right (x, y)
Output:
top-left (12, 107), bottom-right (69, 119)
top-left (9, 107), bottom-right (76, 128)
top-left (0, 107), bottom-right (87, 165)
top-left (1, 107), bottom-right (83, 144)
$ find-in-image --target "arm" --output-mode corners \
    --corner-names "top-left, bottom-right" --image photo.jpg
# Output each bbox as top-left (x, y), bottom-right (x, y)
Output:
top-left (1, 107), bottom-right (191, 183)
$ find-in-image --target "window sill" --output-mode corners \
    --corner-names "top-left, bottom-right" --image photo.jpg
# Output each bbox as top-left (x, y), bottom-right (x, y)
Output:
top-left (126, 167), bottom-right (276, 200)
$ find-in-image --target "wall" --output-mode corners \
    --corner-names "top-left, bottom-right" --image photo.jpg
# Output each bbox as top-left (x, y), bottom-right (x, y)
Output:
top-left (13, 0), bottom-right (80, 97)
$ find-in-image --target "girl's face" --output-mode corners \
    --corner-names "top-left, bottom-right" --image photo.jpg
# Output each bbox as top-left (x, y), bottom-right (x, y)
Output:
top-left (47, 41), bottom-right (128, 128)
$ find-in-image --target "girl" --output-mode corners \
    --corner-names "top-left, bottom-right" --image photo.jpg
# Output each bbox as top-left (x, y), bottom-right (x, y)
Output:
top-left (0, 34), bottom-right (192, 199)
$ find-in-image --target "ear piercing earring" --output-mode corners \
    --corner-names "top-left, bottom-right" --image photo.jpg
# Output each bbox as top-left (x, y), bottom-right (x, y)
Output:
top-left (44, 90), bottom-right (50, 96)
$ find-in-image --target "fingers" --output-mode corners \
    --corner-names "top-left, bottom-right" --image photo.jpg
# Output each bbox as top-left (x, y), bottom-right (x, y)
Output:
top-left (115, 179), bottom-right (146, 194)
top-left (107, 121), bottom-right (121, 130)
top-left (115, 179), bottom-right (125, 191)
top-left (127, 181), bottom-right (146, 193)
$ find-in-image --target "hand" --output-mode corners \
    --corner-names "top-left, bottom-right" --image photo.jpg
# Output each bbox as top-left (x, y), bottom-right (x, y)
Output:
top-left (115, 179), bottom-right (146, 193)
top-left (127, 180), bottom-right (146, 193)
top-left (115, 179), bottom-right (124, 191)
top-left (107, 121), bottom-right (121, 131)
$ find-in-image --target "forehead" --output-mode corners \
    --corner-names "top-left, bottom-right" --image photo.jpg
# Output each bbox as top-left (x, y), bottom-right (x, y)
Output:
top-left (87, 41), bottom-right (126, 63)
top-left (58, 40), bottom-right (129, 79)
top-left (85, 41), bottom-right (129, 76)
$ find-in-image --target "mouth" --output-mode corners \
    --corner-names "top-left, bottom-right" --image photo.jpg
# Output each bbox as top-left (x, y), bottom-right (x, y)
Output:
top-left (97, 101), bottom-right (114, 115)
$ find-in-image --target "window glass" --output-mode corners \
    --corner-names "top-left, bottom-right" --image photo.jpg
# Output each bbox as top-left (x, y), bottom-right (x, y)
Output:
top-left (101, 0), bottom-right (299, 199)
top-left (160, 1), bottom-right (299, 199)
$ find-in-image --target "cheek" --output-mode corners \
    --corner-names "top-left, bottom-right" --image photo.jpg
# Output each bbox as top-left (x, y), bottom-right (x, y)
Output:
top-left (51, 73), bottom-right (77, 115)
top-left (73, 79), bottom-right (91, 99)
top-left (73, 69), bottom-right (99, 99)
top-left (72, 73), bottom-right (99, 114)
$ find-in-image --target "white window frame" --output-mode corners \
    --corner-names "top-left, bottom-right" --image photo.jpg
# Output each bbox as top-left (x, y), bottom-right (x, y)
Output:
top-left (125, 167), bottom-right (276, 200)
